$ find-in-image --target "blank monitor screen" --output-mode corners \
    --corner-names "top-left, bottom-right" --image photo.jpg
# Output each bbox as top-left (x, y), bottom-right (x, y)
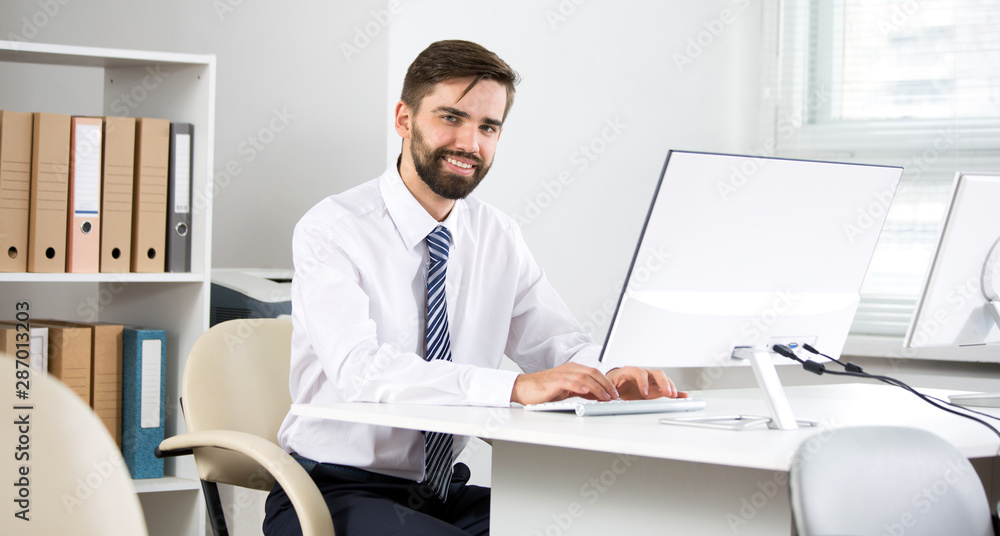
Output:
top-left (905, 173), bottom-right (1000, 348)
top-left (600, 151), bottom-right (902, 369)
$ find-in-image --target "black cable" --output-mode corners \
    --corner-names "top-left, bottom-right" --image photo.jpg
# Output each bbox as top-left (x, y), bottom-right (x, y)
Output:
top-left (862, 374), bottom-right (1000, 424)
top-left (827, 368), bottom-right (1000, 441)
top-left (798, 343), bottom-right (1000, 423)
top-left (772, 344), bottom-right (1000, 442)
top-left (772, 345), bottom-right (806, 364)
top-left (802, 342), bottom-right (864, 373)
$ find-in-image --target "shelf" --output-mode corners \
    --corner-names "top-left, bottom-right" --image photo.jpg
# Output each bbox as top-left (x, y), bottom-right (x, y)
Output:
top-left (1, 40), bottom-right (215, 536)
top-left (0, 272), bottom-right (205, 283)
top-left (133, 476), bottom-right (203, 494)
top-left (0, 40), bottom-right (213, 69)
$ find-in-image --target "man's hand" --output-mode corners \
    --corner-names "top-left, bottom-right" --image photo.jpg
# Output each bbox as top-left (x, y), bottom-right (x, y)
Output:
top-left (510, 362), bottom-right (619, 406)
top-left (510, 364), bottom-right (688, 405)
top-left (606, 366), bottom-right (687, 400)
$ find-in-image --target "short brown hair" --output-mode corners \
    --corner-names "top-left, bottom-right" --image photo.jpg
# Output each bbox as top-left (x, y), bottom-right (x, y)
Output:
top-left (401, 40), bottom-right (521, 121)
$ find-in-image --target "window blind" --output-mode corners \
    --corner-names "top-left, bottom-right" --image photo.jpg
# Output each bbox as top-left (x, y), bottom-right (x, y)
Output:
top-left (762, 0), bottom-right (1000, 338)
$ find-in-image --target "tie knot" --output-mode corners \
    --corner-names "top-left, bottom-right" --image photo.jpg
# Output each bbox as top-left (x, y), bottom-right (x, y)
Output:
top-left (427, 226), bottom-right (452, 263)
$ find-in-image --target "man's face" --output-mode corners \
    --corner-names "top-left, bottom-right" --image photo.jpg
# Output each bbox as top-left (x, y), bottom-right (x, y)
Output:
top-left (405, 78), bottom-right (506, 200)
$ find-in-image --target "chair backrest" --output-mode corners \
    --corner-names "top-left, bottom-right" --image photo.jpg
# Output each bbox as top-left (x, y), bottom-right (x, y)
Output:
top-left (1, 353), bottom-right (148, 535)
top-left (790, 425), bottom-right (992, 536)
top-left (181, 317), bottom-right (293, 491)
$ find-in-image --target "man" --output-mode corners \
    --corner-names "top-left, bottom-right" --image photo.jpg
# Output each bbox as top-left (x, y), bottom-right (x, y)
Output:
top-left (264, 40), bottom-right (683, 536)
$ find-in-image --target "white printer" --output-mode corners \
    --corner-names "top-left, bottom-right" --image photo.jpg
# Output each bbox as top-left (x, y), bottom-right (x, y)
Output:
top-left (210, 268), bottom-right (292, 326)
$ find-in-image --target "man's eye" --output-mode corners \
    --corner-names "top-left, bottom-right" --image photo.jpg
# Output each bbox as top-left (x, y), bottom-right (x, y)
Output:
top-left (443, 115), bottom-right (458, 122)
top-left (481, 125), bottom-right (496, 133)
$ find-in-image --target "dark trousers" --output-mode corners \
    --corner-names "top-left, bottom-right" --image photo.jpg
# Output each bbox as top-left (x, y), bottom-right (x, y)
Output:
top-left (263, 460), bottom-right (490, 536)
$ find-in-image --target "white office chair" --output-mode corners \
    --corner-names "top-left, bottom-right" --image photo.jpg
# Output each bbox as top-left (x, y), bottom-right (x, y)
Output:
top-left (0, 353), bottom-right (148, 535)
top-left (789, 425), bottom-right (993, 536)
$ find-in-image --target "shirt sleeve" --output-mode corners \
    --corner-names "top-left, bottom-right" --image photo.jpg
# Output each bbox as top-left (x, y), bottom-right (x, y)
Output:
top-left (502, 222), bottom-right (615, 375)
top-left (291, 218), bottom-right (518, 408)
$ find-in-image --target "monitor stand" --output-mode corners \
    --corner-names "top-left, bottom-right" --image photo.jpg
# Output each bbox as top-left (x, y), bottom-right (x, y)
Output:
top-left (661, 347), bottom-right (818, 431)
top-left (952, 243), bottom-right (1000, 407)
top-left (984, 236), bottom-right (1000, 326)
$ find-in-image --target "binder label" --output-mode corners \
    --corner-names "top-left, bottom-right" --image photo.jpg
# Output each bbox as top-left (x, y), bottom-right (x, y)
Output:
top-left (73, 123), bottom-right (102, 215)
top-left (173, 133), bottom-right (191, 214)
top-left (140, 338), bottom-right (162, 428)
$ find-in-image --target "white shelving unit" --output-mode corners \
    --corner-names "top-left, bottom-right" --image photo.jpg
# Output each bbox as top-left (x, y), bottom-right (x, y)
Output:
top-left (1, 40), bottom-right (215, 536)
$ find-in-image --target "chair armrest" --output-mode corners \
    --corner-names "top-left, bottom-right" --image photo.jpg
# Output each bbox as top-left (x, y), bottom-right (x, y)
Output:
top-left (154, 443), bottom-right (193, 457)
top-left (159, 431), bottom-right (334, 536)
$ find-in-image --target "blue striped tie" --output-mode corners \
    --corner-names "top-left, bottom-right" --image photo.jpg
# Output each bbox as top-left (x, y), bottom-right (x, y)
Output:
top-left (423, 225), bottom-right (454, 501)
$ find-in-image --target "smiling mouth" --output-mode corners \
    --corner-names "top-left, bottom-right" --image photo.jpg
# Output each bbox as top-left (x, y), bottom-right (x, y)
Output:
top-left (444, 156), bottom-right (475, 170)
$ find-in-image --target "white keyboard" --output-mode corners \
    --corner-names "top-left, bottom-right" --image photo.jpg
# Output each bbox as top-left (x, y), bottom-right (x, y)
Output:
top-left (523, 397), bottom-right (706, 417)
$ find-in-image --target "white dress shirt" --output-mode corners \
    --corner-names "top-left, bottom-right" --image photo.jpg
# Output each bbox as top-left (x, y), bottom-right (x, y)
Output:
top-left (278, 164), bottom-right (610, 481)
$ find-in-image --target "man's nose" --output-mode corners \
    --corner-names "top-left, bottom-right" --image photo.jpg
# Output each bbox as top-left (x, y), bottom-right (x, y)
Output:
top-left (453, 124), bottom-right (480, 154)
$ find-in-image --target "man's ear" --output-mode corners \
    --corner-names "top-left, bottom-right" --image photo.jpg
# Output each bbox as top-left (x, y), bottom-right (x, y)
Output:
top-left (394, 100), bottom-right (412, 139)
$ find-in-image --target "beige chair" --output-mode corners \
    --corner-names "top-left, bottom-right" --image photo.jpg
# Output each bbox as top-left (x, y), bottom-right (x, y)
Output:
top-left (1, 353), bottom-right (148, 535)
top-left (156, 318), bottom-right (334, 536)
top-left (789, 425), bottom-right (994, 536)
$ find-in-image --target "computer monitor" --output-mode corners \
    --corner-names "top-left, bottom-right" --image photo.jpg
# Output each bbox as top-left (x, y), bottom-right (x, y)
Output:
top-left (904, 173), bottom-right (1000, 349)
top-left (599, 150), bottom-right (902, 428)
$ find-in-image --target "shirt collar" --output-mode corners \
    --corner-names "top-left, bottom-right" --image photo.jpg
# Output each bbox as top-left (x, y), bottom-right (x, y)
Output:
top-left (380, 159), bottom-right (464, 252)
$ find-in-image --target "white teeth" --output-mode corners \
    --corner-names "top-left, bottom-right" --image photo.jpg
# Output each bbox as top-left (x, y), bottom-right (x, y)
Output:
top-left (446, 157), bottom-right (473, 169)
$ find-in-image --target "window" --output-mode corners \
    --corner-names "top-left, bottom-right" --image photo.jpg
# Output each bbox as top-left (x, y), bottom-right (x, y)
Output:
top-left (763, 0), bottom-right (1000, 337)
top-left (827, 1), bottom-right (1000, 122)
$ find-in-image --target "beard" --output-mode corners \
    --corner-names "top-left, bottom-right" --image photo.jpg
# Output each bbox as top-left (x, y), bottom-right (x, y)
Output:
top-left (410, 124), bottom-right (492, 200)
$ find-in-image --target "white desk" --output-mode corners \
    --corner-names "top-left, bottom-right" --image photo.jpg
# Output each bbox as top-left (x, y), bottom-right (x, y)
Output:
top-left (291, 384), bottom-right (1000, 535)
